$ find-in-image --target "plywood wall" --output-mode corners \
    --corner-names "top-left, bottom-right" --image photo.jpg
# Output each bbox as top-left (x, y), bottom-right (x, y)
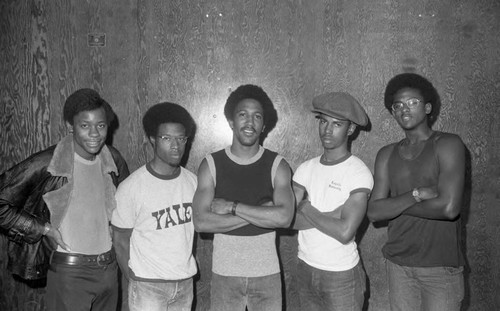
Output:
top-left (1, 0), bottom-right (499, 310)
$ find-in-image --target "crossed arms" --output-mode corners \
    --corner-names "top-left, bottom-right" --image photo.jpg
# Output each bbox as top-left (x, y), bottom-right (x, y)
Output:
top-left (192, 158), bottom-right (295, 233)
top-left (367, 134), bottom-right (465, 222)
top-left (292, 183), bottom-right (369, 244)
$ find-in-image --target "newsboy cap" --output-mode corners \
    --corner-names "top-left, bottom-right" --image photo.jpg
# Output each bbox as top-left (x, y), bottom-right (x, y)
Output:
top-left (312, 92), bottom-right (369, 126)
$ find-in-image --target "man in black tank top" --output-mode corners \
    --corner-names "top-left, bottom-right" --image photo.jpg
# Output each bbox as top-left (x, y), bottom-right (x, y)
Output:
top-left (192, 85), bottom-right (295, 311)
top-left (367, 73), bottom-right (466, 311)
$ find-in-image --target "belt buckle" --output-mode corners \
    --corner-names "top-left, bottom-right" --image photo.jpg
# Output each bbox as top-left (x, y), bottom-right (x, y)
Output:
top-left (97, 253), bottom-right (107, 266)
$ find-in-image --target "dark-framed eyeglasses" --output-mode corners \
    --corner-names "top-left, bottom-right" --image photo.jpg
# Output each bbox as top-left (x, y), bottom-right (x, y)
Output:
top-left (391, 98), bottom-right (422, 112)
top-left (157, 135), bottom-right (188, 145)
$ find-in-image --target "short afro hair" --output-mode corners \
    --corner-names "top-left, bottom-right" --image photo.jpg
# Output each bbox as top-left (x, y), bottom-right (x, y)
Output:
top-left (224, 84), bottom-right (278, 133)
top-left (384, 73), bottom-right (441, 125)
top-left (63, 88), bottom-right (115, 125)
top-left (142, 102), bottom-right (196, 139)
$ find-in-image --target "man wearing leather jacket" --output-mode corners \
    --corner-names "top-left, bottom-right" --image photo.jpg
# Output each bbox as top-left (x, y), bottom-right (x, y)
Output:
top-left (0, 88), bottom-right (129, 311)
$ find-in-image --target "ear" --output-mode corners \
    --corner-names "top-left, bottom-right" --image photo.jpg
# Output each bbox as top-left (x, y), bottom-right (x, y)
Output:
top-left (228, 119), bottom-right (235, 130)
top-left (425, 103), bottom-right (432, 115)
top-left (347, 123), bottom-right (357, 136)
top-left (66, 121), bottom-right (74, 133)
top-left (148, 135), bottom-right (156, 147)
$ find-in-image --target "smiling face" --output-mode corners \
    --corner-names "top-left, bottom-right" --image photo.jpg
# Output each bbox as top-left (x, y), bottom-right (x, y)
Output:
top-left (228, 98), bottom-right (265, 148)
top-left (317, 114), bottom-right (355, 151)
top-left (67, 107), bottom-right (108, 160)
top-left (391, 87), bottom-right (432, 131)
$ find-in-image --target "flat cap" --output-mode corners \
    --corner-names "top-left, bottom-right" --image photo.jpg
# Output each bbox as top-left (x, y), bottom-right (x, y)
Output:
top-left (312, 92), bottom-right (369, 126)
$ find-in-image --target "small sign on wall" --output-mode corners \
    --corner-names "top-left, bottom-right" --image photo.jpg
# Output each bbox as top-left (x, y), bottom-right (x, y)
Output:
top-left (88, 33), bottom-right (106, 47)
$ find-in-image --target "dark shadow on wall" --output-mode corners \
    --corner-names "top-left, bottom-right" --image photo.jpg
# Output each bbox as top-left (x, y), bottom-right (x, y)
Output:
top-left (460, 146), bottom-right (472, 311)
top-left (105, 110), bottom-right (120, 147)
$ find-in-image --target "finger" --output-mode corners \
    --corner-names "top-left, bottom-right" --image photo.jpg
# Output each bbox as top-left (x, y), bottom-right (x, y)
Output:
top-left (60, 241), bottom-right (72, 252)
top-left (57, 235), bottom-right (72, 252)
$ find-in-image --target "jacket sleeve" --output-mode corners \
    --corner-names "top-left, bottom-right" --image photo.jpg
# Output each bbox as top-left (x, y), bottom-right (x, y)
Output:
top-left (0, 155), bottom-right (48, 243)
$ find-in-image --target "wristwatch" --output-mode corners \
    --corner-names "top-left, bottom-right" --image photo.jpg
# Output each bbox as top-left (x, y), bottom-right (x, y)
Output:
top-left (42, 223), bottom-right (51, 235)
top-left (231, 201), bottom-right (239, 216)
top-left (412, 188), bottom-right (422, 203)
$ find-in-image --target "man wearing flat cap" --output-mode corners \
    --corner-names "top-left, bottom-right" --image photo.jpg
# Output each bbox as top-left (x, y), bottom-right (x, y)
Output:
top-left (291, 91), bottom-right (373, 310)
top-left (0, 88), bottom-right (129, 310)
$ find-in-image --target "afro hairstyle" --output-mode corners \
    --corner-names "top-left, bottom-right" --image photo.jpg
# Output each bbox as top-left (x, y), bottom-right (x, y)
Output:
top-left (224, 84), bottom-right (278, 133)
top-left (142, 102), bottom-right (196, 139)
top-left (63, 88), bottom-right (115, 125)
top-left (384, 73), bottom-right (441, 125)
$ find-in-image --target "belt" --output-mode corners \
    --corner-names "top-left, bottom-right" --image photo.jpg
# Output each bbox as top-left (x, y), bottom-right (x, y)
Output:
top-left (51, 249), bottom-right (115, 266)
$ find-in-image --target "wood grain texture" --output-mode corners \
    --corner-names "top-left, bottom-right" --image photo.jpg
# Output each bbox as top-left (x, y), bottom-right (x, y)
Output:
top-left (0, 0), bottom-right (50, 310)
top-left (1, 0), bottom-right (499, 310)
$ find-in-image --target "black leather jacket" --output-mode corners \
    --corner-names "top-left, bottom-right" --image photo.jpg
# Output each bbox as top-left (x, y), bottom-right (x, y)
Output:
top-left (0, 135), bottom-right (129, 280)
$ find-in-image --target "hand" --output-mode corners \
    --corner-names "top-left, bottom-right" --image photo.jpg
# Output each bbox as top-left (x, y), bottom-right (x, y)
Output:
top-left (417, 187), bottom-right (438, 201)
top-left (45, 224), bottom-right (71, 252)
top-left (210, 198), bottom-right (232, 215)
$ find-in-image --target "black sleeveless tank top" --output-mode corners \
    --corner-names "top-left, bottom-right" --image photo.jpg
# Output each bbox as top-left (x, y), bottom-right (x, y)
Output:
top-left (382, 131), bottom-right (465, 267)
top-left (212, 148), bottom-right (277, 236)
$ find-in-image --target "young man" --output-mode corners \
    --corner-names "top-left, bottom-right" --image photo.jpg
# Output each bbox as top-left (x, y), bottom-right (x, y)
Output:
top-left (292, 92), bottom-right (373, 311)
top-left (192, 84), bottom-right (295, 311)
top-left (0, 88), bottom-right (129, 310)
top-left (111, 103), bottom-right (198, 311)
top-left (367, 73), bottom-right (466, 310)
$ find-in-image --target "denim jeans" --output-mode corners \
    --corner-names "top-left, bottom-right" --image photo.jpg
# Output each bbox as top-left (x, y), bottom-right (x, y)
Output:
top-left (46, 261), bottom-right (118, 311)
top-left (128, 278), bottom-right (193, 311)
top-left (386, 259), bottom-right (464, 311)
top-left (210, 272), bottom-right (282, 311)
top-left (297, 259), bottom-right (366, 311)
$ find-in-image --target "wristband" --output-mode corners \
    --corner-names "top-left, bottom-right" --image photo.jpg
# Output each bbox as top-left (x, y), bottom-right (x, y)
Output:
top-left (412, 188), bottom-right (422, 203)
top-left (42, 223), bottom-right (51, 235)
top-left (231, 201), bottom-right (239, 216)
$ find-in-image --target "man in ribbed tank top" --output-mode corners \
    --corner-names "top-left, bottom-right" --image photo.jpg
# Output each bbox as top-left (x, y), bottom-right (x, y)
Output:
top-left (367, 73), bottom-right (466, 311)
top-left (193, 84), bottom-right (295, 311)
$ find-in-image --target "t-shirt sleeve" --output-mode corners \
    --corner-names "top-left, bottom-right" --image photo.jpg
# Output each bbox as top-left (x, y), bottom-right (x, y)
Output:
top-left (292, 161), bottom-right (310, 190)
top-left (111, 178), bottom-right (137, 229)
top-left (347, 162), bottom-right (374, 195)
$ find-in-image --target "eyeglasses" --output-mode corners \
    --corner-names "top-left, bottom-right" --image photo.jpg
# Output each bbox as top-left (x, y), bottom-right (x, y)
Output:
top-left (391, 98), bottom-right (422, 112)
top-left (157, 135), bottom-right (188, 145)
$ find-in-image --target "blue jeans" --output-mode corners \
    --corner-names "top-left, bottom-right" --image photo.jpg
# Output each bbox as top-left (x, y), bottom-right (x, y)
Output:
top-left (210, 272), bottom-right (282, 311)
top-left (297, 259), bottom-right (366, 311)
top-left (128, 278), bottom-right (193, 311)
top-left (386, 259), bottom-right (464, 311)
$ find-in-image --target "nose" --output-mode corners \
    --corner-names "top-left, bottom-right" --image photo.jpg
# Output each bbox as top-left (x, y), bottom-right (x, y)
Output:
top-left (245, 114), bottom-right (254, 125)
top-left (170, 139), bottom-right (180, 149)
top-left (325, 122), bottom-right (334, 133)
top-left (89, 126), bottom-right (100, 137)
top-left (401, 102), bottom-right (411, 112)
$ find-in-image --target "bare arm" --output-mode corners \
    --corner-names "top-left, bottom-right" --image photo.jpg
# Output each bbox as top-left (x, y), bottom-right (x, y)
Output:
top-left (403, 135), bottom-right (465, 219)
top-left (367, 145), bottom-right (420, 222)
top-left (299, 191), bottom-right (369, 244)
top-left (192, 159), bottom-right (249, 233)
top-left (112, 226), bottom-right (132, 280)
top-left (211, 159), bottom-right (295, 228)
top-left (290, 183), bottom-right (314, 230)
